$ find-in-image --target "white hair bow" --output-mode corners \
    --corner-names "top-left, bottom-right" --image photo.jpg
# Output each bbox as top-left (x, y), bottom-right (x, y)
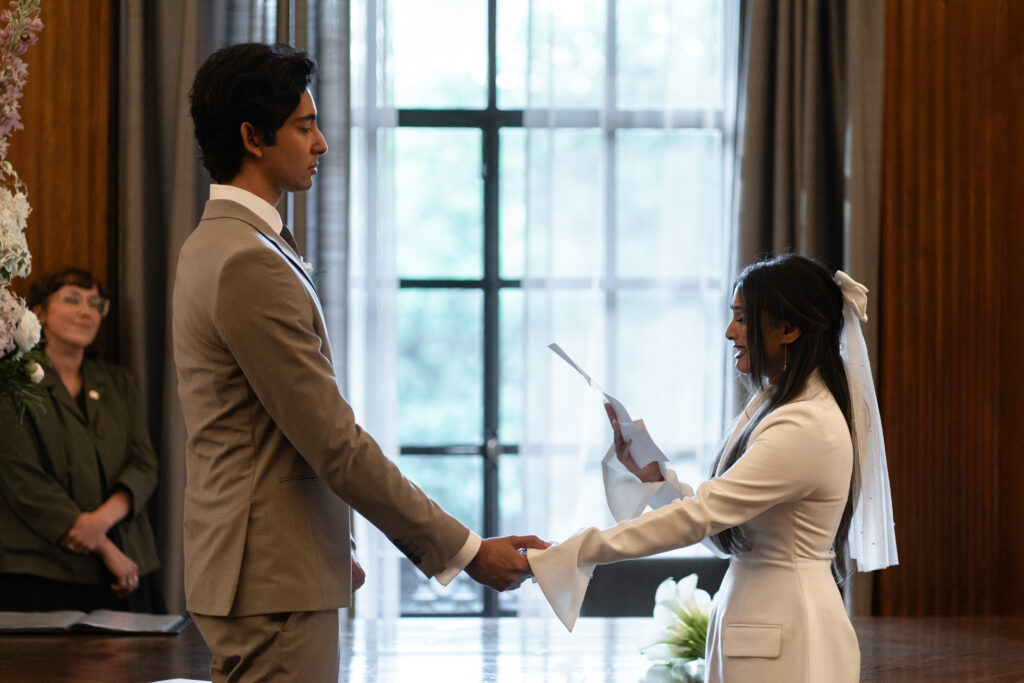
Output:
top-left (835, 270), bottom-right (869, 323)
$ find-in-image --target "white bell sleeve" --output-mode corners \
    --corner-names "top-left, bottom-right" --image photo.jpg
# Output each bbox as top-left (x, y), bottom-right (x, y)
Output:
top-left (602, 444), bottom-right (693, 522)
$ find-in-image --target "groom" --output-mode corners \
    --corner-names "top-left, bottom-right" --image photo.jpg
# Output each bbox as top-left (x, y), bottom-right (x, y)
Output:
top-left (173, 43), bottom-right (545, 682)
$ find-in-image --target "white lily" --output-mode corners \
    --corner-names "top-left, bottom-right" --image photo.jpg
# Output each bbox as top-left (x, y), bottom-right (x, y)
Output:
top-left (640, 574), bottom-right (714, 665)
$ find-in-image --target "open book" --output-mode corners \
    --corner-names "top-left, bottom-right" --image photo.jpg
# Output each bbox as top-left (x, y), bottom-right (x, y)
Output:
top-left (0, 609), bottom-right (191, 635)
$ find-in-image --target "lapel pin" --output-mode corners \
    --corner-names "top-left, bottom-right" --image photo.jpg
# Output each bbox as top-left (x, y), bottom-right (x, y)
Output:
top-left (88, 390), bottom-right (100, 401)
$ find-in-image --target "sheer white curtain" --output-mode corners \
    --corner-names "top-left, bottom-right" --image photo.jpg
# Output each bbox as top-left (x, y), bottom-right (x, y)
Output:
top-left (336, 0), bottom-right (741, 619)
top-left (345, 0), bottom-right (403, 619)
top-left (516, 0), bottom-right (740, 615)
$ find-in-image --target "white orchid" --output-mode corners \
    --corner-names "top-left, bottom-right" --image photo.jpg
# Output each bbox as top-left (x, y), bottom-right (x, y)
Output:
top-left (640, 574), bottom-right (714, 665)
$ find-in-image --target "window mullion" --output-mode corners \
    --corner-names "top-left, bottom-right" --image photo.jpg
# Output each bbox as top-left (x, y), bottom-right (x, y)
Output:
top-left (481, 0), bottom-right (501, 618)
top-left (604, 0), bottom-right (618, 389)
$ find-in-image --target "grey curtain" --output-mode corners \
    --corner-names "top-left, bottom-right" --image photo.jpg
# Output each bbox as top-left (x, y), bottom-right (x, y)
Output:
top-left (734, 0), bottom-right (884, 281)
top-left (732, 0), bottom-right (886, 615)
top-left (118, 0), bottom-right (207, 615)
top-left (117, 0), bottom-right (349, 613)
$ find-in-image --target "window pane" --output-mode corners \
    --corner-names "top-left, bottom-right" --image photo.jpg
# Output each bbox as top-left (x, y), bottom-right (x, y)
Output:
top-left (616, 130), bottom-right (722, 279)
top-left (496, 0), bottom-right (529, 109)
top-left (395, 128), bottom-right (483, 279)
top-left (525, 0), bottom-right (606, 109)
top-left (398, 455), bottom-right (483, 614)
top-left (497, 452), bottom-right (523, 613)
top-left (391, 0), bottom-right (486, 108)
top-left (499, 289), bottom-right (523, 444)
top-left (398, 289), bottom-right (482, 444)
top-left (618, 0), bottom-right (723, 109)
top-left (499, 128), bottom-right (526, 279)
top-left (401, 567), bottom-right (483, 615)
top-left (522, 288), bottom-right (607, 446)
top-left (399, 454), bottom-right (483, 531)
top-left (525, 130), bottom-right (604, 279)
top-left (498, 454), bottom-right (523, 537)
top-left (615, 288), bottom-right (725, 481)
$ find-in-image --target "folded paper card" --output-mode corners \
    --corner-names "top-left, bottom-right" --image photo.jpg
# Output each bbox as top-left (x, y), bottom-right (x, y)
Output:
top-left (548, 342), bottom-right (667, 467)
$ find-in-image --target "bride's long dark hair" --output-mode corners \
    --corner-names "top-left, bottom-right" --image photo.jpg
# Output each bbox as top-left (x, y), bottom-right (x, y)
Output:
top-left (709, 254), bottom-right (860, 579)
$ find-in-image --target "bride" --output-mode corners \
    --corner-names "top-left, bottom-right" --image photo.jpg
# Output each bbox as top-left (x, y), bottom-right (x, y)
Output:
top-left (526, 254), bottom-right (897, 683)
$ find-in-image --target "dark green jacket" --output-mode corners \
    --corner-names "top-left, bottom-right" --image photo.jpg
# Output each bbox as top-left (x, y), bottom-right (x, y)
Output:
top-left (0, 358), bottom-right (160, 584)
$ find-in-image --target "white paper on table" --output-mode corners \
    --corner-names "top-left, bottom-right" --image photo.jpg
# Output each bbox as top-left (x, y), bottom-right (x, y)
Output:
top-left (548, 343), bottom-right (667, 467)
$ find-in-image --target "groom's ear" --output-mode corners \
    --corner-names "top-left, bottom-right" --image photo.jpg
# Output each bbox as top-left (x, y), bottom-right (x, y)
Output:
top-left (240, 121), bottom-right (264, 158)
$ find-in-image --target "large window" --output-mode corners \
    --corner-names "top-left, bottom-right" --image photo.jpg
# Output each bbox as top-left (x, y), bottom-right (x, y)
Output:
top-left (352, 0), bottom-right (734, 617)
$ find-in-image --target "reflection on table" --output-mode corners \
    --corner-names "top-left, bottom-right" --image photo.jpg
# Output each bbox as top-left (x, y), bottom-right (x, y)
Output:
top-left (1, 616), bottom-right (1023, 682)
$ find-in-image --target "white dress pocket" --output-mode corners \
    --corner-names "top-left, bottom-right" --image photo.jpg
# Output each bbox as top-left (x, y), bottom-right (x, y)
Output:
top-left (723, 624), bottom-right (782, 658)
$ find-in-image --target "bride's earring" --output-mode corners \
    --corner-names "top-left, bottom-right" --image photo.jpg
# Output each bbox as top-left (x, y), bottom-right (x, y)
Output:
top-left (783, 344), bottom-right (788, 372)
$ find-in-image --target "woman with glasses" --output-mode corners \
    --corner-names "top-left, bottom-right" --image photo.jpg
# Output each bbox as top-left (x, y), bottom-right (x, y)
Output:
top-left (0, 267), bottom-right (162, 612)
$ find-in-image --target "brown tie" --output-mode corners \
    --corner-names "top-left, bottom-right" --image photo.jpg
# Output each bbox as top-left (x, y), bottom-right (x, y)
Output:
top-left (280, 225), bottom-right (319, 293)
top-left (280, 224), bottom-right (301, 255)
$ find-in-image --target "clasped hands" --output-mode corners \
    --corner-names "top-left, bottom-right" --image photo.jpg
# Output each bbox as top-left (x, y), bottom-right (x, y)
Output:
top-left (347, 535), bottom-right (548, 595)
top-left (59, 491), bottom-right (140, 597)
top-left (443, 402), bottom-right (670, 593)
top-left (458, 404), bottom-right (668, 593)
top-left (465, 535), bottom-right (551, 592)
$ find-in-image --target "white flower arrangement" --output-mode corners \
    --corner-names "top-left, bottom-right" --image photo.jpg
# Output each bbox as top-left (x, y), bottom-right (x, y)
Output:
top-left (0, 283), bottom-right (46, 416)
top-left (640, 574), bottom-right (714, 682)
top-left (0, 0), bottom-right (44, 420)
top-left (0, 160), bottom-right (30, 282)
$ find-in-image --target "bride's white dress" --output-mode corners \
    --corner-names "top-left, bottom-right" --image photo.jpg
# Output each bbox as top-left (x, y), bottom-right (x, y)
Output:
top-left (527, 374), bottom-right (859, 683)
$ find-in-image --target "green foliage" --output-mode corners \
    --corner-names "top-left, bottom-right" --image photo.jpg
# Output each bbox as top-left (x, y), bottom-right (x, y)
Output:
top-left (0, 346), bottom-right (48, 421)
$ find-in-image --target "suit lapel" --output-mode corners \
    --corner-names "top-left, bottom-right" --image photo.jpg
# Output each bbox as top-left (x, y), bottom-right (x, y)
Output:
top-left (200, 199), bottom-right (317, 292)
top-left (199, 200), bottom-right (330, 341)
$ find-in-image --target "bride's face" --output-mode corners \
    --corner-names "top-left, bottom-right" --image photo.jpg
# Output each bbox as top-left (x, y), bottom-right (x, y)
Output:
top-left (725, 289), bottom-right (792, 379)
top-left (725, 290), bottom-right (750, 374)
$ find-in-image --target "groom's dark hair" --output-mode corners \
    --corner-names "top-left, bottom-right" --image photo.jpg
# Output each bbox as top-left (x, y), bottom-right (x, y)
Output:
top-left (190, 42), bottom-right (316, 183)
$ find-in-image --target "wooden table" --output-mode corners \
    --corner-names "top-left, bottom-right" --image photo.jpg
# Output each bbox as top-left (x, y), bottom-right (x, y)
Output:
top-left (0, 616), bottom-right (1021, 682)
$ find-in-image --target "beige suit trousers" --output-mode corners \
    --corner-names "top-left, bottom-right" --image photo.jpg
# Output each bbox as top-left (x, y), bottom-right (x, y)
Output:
top-left (192, 609), bottom-right (340, 683)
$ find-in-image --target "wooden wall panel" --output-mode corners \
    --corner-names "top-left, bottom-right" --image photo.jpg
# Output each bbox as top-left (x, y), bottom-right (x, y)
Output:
top-left (5, 0), bottom-right (113, 353)
top-left (878, 0), bottom-right (1024, 616)
top-left (1000, 0), bottom-right (1024, 616)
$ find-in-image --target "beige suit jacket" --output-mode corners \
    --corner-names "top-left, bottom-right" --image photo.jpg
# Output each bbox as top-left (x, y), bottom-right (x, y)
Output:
top-left (173, 199), bottom-right (470, 617)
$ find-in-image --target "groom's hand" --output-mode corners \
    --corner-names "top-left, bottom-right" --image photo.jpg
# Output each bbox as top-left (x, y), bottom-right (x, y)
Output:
top-left (465, 535), bottom-right (550, 591)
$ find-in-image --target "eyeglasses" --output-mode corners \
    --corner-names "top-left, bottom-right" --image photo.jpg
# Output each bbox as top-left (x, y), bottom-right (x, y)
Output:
top-left (56, 291), bottom-right (110, 317)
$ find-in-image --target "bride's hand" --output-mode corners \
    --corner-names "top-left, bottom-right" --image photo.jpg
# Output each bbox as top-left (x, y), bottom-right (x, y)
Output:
top-left (604, 402), bottom-right (664, 483)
